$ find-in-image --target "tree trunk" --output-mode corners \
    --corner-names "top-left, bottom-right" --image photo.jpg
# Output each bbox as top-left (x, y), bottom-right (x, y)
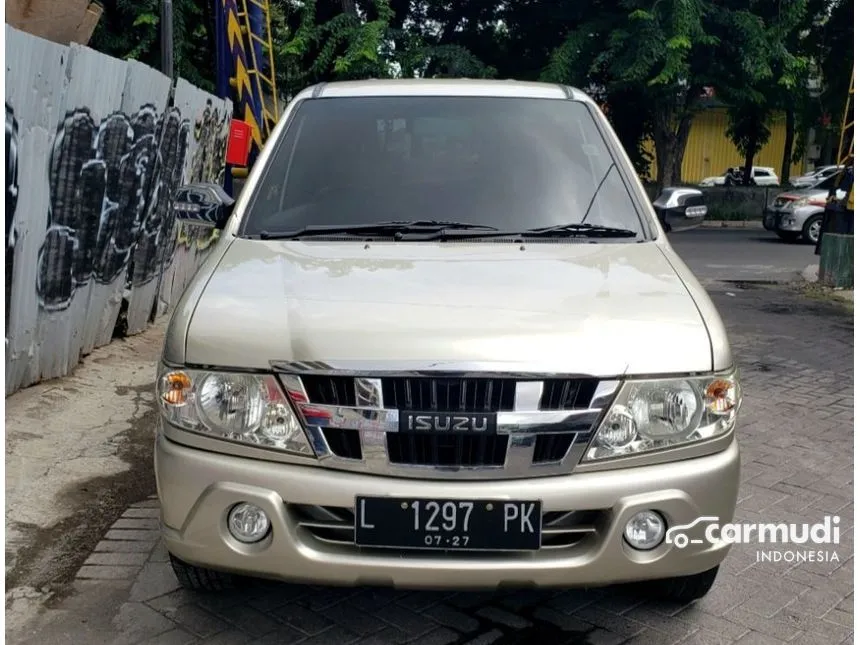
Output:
top-left (742, 143), bottom-right (756, 185)
top-left (653, 113), bottom-right (694, 188)
top-left (781, 108), bottom-right (795, 183)
top-left (340, 0), bottom-right (358, 16)
top-left (672, 112), bottom-right (694, 185)
top-left (652, 87), bottom-right (698, 188)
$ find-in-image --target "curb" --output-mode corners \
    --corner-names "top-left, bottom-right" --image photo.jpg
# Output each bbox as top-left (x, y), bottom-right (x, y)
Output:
top-left (701, 220), bottom-right (764, 229)
top-left (799, 263), bottom-right (854, 302)
top-left (76, 496), bottom-right (161, 583)
top-left (801, 264), bottom-right (819, 284)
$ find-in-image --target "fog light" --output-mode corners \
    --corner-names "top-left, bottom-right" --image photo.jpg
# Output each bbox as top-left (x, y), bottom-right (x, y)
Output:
top-left (227, 503), bottom-right (271, 543)
top-left (623, 510), bottom-right (665, 550)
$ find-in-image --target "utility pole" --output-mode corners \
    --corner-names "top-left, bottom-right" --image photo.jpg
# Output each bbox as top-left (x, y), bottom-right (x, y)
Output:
top-left (161, 0), bottom-right (174, 78)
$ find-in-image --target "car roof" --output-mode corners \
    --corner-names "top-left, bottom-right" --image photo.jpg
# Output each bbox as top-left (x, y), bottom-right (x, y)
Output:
top-left (297, 78), bottom-right (593, 103)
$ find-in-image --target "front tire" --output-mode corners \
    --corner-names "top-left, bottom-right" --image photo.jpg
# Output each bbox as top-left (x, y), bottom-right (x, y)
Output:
top-left (169, 553), bottom-right (239, 592)
top-left (802, 215), bottom-right (823, 245)
top-left (642, 566), bottom-right (720, 603)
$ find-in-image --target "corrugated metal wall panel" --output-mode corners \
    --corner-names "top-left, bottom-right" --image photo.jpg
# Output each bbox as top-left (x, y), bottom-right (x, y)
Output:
top-left (645, 108), bottom-right (804, 183)
top-left (5, 25), bottom-right (233, 395)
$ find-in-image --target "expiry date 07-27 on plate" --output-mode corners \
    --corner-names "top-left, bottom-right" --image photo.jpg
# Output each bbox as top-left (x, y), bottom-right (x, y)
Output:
top-left (354, 496), bottom-right (543, 551)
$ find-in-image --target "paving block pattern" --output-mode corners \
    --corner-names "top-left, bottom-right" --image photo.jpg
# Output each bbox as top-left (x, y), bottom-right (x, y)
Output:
top-left (25, 284), bottom-right (857, 644)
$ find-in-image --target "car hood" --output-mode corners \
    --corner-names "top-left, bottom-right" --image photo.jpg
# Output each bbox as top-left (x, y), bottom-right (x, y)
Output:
top-left (776, 186), bottom-right (830, 200)
top-left (183, 238), bottom-right (714, 377)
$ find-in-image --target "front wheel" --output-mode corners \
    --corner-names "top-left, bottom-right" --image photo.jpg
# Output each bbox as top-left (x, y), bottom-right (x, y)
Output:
top-left (169, 553), bottom-right (239, 592)
top-left (802, 215), bottom-right (823, 245)
top-left (640, 566), bottom-right (720, 603)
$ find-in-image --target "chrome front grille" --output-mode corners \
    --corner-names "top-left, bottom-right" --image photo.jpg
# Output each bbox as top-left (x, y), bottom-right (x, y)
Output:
top-left (322, 431), bottom-right (583, 467)
top-left (382, 377), bottom-right (518, 412)
top-left (539, 379), bottom-right (599, 410)
top-left (300, 375), bottom-right (599, 413)
top-left (274, 362), bottom-right (618, 480)
top-left (532, 433), bottom-right (579, 463)
top-left (291, 504), bottom-right (606, 551)
top-left (386, 433), bottom-right (509, 467)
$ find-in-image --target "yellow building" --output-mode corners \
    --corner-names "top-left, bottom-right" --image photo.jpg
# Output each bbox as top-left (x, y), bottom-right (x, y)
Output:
top-left (645, 107), bottom-right (805, 184)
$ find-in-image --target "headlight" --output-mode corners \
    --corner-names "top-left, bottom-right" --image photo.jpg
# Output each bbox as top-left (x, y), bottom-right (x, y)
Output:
top-left (156, 365), bottom-right (314, 456)
top-left (584, 369), bottom-right (741, 461)
top-left (790, 197), bottom-right (810, 208)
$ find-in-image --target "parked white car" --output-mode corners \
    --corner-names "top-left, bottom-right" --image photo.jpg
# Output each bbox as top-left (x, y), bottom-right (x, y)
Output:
top-left (699, 166), bottom-right (780, 187)
top-left (789, 165), bottom-right (843, 189)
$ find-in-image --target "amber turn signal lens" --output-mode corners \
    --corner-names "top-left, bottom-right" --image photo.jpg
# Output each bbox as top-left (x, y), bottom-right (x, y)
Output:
top-left (161, 371), bottom-right (192, 405)
top-left (704, 378), bottom-right (735, 414)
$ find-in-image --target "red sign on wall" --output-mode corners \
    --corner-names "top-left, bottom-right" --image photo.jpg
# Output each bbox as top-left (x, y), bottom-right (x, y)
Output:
top-left (225, 119), bottom-right (252, 167)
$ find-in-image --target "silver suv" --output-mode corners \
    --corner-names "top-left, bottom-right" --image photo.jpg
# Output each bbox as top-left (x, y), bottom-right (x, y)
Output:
top-left (156, 80), bottom-right (743, 603)
top-left (762, 172), bottom-right (847, 244)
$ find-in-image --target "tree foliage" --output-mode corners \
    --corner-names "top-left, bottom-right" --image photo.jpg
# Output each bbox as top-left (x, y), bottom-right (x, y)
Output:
top-left (89, 0), bottom-right (854, 187)
top-left (90, 0), bottom-right (217, 92)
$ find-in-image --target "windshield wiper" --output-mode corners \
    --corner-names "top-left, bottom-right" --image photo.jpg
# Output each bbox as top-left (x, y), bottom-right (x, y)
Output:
top-left (522, 223), bottom-right (639, 238)
top-left (255, 220), bottom-right (499, 240)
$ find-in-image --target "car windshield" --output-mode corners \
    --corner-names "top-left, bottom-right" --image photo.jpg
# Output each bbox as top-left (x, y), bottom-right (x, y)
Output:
top-left (814, 172), bottom-right (841, 191)
top-left (240, 96), bottom-right (646, 239)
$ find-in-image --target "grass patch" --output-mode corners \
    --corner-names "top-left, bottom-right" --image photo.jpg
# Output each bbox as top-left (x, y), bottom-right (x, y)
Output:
top-left (797, 281), bottom-right (854, 312)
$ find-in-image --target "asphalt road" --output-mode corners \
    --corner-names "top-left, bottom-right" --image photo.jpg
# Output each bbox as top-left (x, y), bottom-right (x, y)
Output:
top-left (669, 227), bottom-right (816, 284)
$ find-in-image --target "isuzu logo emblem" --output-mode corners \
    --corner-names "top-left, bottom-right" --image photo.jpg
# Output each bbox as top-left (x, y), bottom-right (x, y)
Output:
top-left (399, 412), bottom-right (497, 433)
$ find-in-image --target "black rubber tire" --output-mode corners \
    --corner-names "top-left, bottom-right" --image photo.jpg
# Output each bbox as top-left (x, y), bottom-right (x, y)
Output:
top-left (802, 215), bottom-right (823, 245)
top-left (169, 553), bottom-right (238, 592)
top-left (646, 566), bottom-right (720, 603)
top-left (776, 230), bottom-right (799, 242)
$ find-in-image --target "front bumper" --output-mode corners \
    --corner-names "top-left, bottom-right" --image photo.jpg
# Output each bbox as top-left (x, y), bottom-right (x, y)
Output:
top-left (763, 207), bottom-right (791, 230)
top-left (763, 205), bottom-right (821, 233)
top-left (155, 434), bottom-right (740, 589)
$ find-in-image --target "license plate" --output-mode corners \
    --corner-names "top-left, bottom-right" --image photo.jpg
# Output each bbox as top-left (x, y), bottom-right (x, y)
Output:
top-left (354, 497), bottom-right (542, 551)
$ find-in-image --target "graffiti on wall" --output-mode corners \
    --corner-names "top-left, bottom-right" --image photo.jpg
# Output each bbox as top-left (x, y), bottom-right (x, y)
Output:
top-left (189, 98), bottom-right (231, 187)
top-left (30, 97), bottom-right (232, 313)
top-left (35, 104), bottom-right (189, 311)
top-left (6, 104), bottom-right (19, 333)
top-left (5, 25), bottom-right (234, 396)
top-left (166, 98), bottom-right (232, 260)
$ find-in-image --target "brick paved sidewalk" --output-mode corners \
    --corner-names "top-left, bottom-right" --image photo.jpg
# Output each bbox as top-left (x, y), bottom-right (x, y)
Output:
top-left (10, 284), bottom-right (854, 645)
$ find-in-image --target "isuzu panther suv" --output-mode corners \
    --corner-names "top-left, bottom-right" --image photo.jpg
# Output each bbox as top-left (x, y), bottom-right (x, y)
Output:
top-left (156, 79), bottom-right (742, 602)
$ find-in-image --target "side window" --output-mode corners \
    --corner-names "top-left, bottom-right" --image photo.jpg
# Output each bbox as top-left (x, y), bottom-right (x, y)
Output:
top-left (754, 170), bottom-right (767, 177)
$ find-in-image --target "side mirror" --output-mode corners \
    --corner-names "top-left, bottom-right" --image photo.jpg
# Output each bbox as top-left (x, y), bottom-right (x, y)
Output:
top-left (173, 182), bottom-right (235, 230)
top-left (652, 187), bottom-right (707, 233)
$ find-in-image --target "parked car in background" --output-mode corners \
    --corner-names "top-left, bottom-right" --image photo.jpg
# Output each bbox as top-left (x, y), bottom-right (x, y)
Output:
top-left (762, 172), bottom-right (846, 244)
top-left (700, 166), bottom-right (779, 187)
top-left (789, 165), bottom-right (843, 189)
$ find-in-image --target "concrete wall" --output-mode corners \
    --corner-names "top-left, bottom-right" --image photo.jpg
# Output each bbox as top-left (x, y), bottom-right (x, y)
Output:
top-left (696, 185), bottom-right (780, 220)
top-left (5, 26), bottom-right (232, 396)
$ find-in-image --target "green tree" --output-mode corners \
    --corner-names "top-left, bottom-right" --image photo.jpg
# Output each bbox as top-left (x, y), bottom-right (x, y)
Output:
top-left (543, 0), bottom-right (720, 188)
top-left (707, 0), bottom-right (810, 184)
top-left (90, 0), bottom-right (217, 91)
top-left (273, 0), bottom-right (494, 100)
top-left (725, 102), bottom-right (771, 183)
top-left (804, 0), bottom-right (854, 165)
